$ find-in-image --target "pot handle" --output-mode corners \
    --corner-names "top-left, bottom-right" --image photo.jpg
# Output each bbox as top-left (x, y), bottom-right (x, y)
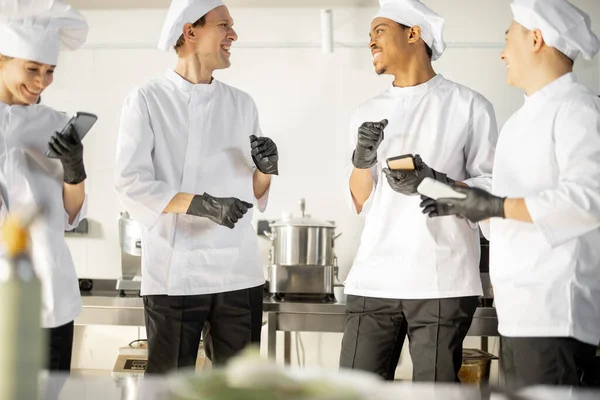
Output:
top-left (135, 241), bottom-right (142, 249)
top-left (333, 233), bottom-right (342, 240)
top-left (264, 231), bottom-right (275, 241)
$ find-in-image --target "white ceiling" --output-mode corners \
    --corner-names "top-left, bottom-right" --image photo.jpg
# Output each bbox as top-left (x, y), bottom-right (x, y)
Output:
top-left (68, 0), bottom-right (378, 9)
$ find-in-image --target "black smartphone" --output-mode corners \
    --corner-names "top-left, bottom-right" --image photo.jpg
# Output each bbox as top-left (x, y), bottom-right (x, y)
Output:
top-left (46, 112), bottom-right (98, 158)
top-left (386, 154), bottom-right (415, 171)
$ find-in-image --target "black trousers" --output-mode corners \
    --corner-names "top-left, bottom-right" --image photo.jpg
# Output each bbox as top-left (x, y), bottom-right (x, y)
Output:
top-left (501, 336), bottom-right (598, 390)
top-left (45, 321), bottom-right (74, 372)
top-left (204, 284), bottom-right (264, 362)
top-left (340, 295), bottom-right (478, 382)
top-left (143, 285), bottom-right (263, 374)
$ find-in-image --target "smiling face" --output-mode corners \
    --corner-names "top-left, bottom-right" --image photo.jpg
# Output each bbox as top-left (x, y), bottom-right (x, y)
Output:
top-left (369, 17), bottom-right (411, 76)
top-left (0, 56), bottom-right (54, 105)
top-left (187, 5), bottom-right (238, 71)
top-left (501, 20), bottom-right (532, 89)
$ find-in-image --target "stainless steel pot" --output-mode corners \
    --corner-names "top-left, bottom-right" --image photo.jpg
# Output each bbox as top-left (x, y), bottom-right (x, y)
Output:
top-left (265, 199), bottom-right (341, 267)
top-left (118, 211), bottom-right (142, 257)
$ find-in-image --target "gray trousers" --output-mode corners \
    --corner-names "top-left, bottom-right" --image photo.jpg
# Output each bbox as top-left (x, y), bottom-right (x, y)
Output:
top-left (501, 336), bottom-right (598, 390)
top-left (339, 295), bottom-right (478, 381)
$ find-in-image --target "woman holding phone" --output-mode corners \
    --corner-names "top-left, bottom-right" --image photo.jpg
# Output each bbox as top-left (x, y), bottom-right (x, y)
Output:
top-left (0, 1), bottom-right (89, 372)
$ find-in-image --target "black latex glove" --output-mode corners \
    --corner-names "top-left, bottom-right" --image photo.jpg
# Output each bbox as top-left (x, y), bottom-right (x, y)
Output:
top-left (187, 193), bottom-right (254, 229)
top-left (420, 186), bottom-right (505, 222)
top-left (47, 126), bottom-right (86, 185)
top-left (382, 155), bottom-right (454, 196)
top-left (352, 119), bottom-right (388, 169)
top-left (250, 135), bottom-right (279, 175)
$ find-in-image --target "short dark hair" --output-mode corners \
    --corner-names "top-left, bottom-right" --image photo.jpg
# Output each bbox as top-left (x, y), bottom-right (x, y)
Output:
top-left (398, 23), bottom-right (433, 60)
top-left (174, 16), bottom-right (207, 52)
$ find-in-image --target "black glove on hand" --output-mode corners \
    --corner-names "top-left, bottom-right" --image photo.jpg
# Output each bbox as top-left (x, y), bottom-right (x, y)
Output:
top-left (250, 135), bottom-right (279, 175)
top-left (413, 155), bottom-right (455, 185)
top-left (352, 119), bottom-right (388, 169)
top-left (47, 126), bottom-right (86, 185)
top-left (382, 168), bottom-right (421, 196)
top-left (420, 186), bottom-right (505, 223)
top-left (187, 193), bottom-right (254, 229)
top-left (382, 155), bottom-right (454, 196)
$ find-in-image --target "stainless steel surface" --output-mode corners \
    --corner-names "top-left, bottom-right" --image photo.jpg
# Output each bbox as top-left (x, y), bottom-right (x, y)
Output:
top-left (118, 212), bottom-right (143, 292)
top-left (264, 300), bottom-right (499, 364)
top-left (266, 200), bottom-right (340, 296)
top-left (269, 224), bottom-right (336, 266)
top-left (77, 291), bottom-right (498, 337)
top-left (115, 277), bottom-right (142, 291)
top-left (269, 265), bottom-right (334, 294)
top-left (76, 296), bottom-right (144, 327)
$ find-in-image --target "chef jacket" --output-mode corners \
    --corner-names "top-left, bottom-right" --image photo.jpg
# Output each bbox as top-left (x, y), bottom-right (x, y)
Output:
top-left (344, 74), bottom-right (498, 300)
top-left (0, 102), bottom-right (87, 328)
top-left (115, 70), bottom-right (268, 296)
top-left (490, 73), bottom-right (600, 345)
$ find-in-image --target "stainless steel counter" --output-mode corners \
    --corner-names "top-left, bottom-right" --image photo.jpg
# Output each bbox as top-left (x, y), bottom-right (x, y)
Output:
top-left (77, 292), bottom-right (498, 367)
top-left (77, 295), bottom-right (144, 326)
top-left (263, 300), bottom-right (498, 364)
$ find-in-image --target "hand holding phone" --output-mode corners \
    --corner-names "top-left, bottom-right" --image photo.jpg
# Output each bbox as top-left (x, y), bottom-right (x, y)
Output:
top-left (46, 112), bottom-right (97, 159)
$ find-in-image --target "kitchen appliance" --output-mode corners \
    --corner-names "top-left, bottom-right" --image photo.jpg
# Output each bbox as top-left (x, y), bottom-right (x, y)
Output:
top-left (116, 211), bottom-right (142, 295)
top-left (266, 199), bottom-right (341, 302)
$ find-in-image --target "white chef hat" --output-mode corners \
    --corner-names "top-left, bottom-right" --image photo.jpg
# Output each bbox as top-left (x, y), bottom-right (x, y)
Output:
top-left (0, 0), bottom-right (88, 65)
top-left (0, 0), bottom-right (54, 17)
top-left (158, 0), bottom-right (225, 51)
top-left (375, 0), bottom-right (446, 61)
top-left (510, 0), bottom-right (600, 61)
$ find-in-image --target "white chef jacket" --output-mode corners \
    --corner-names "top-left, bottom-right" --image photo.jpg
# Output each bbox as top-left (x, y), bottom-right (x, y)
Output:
top-left (115, 70), bottom-right (267, 296)
top-left (344, 74), bottom-right (498, 300)
top-left (0, 102), bottom-right (87, 328)
top-left (490, 73), bottom-right (600, 345)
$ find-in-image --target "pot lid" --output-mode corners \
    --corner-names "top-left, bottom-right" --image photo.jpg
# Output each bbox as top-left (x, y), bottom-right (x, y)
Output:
top-left (270, 216), bottom-right (335, 228)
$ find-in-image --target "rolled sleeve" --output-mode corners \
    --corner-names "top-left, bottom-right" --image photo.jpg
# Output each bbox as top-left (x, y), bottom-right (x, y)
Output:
top-left (114, 90), bottom-right (178, 229)
top-left (64, 193), bottom-right (88, 231)
top-left (525, 101), bottom-right (600, 248)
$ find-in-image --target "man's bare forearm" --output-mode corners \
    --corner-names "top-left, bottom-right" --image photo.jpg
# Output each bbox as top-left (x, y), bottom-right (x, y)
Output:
top-left (349, 168), bottom-right (374, 214)
top-left (163, 193), bottom-right (194, 214)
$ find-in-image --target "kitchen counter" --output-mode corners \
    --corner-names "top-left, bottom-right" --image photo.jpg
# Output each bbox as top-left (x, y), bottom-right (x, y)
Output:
top-left (262, 299), bottom-right (498, 363)
top-left (77, 287), bottom-right (498, 366)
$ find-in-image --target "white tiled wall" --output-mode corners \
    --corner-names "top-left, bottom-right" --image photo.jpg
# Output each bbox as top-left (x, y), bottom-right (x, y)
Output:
top-left (50, 0), bottom-right (600, 375)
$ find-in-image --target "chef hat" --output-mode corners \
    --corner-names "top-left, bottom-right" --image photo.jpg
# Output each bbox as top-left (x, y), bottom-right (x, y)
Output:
top-left (158, 0), bottom-right (225, 51)
top-left (0, 0), bottom-right (87, 65)
top-left (376, 0), bottom-right (446, 61)
top-left (510, 0), bottom-right (600, 61)
top-left (0, 0), bottom-right (54, 17)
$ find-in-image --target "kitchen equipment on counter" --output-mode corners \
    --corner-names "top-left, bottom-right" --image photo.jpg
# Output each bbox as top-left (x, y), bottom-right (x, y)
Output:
top-left (266, 199), bottom-right (341, 302)
top-left (117, 211), bottom-right (142, 295)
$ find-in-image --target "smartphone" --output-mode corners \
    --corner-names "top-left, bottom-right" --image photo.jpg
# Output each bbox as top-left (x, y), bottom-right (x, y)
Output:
top-left (386, 154), bottom-right (415, 171)
top-left (46, 112), bottom-right (98, 158)
top-left (417, 177), bottom-right (467, 200)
